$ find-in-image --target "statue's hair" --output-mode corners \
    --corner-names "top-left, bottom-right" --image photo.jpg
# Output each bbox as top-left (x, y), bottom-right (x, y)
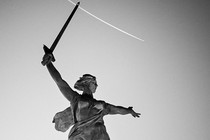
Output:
top-left (74, 74), bottom-right (97, 91)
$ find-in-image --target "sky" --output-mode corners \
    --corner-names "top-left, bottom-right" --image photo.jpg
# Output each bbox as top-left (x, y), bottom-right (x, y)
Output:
top-left (0, 0), bottom-right (210, 140)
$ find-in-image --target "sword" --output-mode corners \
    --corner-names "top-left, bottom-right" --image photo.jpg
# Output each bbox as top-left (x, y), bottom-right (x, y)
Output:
top-left (41, 2), bottom-right (80, 66)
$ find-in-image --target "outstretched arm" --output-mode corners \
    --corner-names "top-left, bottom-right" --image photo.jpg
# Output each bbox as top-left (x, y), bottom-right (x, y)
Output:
top-left (106, 103), bottom-right (140, 118)
top-left (43, 54), bottom-right (78, 102)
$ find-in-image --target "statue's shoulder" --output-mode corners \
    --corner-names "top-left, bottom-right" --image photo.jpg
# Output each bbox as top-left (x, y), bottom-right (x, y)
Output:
top-left (95, 99), bottom-right (106, 104)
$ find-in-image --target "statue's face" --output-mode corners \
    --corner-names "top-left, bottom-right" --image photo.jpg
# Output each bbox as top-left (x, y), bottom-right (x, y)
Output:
top-left (89, 82), bottom-right (97, 93)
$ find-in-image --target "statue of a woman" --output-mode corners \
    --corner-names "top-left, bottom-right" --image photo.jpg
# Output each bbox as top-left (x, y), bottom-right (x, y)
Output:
top-left (42, 53), bottom-right (141, 140)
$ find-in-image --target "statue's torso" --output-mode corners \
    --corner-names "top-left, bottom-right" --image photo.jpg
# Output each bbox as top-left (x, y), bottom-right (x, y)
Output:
top-left (76, 96), bottom-right (105, 122)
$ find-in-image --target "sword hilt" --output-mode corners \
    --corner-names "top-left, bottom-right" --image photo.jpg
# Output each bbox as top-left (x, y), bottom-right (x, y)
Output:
top-left (41, 44), bottom-right (56, 66)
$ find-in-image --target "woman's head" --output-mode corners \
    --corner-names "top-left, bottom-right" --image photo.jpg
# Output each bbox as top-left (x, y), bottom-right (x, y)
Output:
top-left (74, 74), bottom-right (98, 94)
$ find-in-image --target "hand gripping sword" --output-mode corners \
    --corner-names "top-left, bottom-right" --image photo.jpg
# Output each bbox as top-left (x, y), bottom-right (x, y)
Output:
top-left (41, 2), bottom-right (80, 66)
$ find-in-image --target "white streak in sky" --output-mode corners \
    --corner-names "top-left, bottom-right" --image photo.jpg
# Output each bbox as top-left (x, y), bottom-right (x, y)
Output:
top-left (67, 0), bottom-right (144, 42)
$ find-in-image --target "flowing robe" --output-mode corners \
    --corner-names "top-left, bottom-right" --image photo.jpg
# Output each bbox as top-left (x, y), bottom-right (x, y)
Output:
top-left (53, 94), bottom-right (110, 140)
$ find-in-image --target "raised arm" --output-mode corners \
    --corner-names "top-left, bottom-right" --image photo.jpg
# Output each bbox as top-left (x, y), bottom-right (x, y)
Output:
top-left (42, 54), bottom-right (78, 102)
top-left (105, 103), bottom-right (140, 118)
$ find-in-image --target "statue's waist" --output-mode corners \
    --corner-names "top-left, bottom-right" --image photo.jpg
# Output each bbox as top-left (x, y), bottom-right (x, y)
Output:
top-left (69, 112), bottom-right (104, 137)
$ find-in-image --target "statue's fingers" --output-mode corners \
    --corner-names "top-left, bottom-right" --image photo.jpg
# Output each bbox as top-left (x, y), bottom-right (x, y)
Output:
top-left (137, 113), bottom-right (141, 117)
top-left (41, 59), bottom-right (47, 66)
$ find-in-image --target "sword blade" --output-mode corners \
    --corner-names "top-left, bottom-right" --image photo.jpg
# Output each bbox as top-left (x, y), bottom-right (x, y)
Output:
top-left (41, 2), bottom-right (80, 66)
top-left (50, 2), bottom-right (80, 52)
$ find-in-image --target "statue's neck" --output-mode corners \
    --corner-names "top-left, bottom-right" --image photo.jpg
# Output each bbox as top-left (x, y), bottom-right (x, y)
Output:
top-left (81, 93), bottom-right (93, 99)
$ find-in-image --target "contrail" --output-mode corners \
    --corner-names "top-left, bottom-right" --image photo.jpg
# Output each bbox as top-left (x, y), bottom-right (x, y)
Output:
top-left (67, 0), bottom-right (144, 42)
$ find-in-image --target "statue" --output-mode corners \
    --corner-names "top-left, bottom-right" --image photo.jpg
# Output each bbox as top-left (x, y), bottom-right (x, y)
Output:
top-left (42, 54), bottom-right (140, 140)
top-left (41, 2), bottom-right (140, 140)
